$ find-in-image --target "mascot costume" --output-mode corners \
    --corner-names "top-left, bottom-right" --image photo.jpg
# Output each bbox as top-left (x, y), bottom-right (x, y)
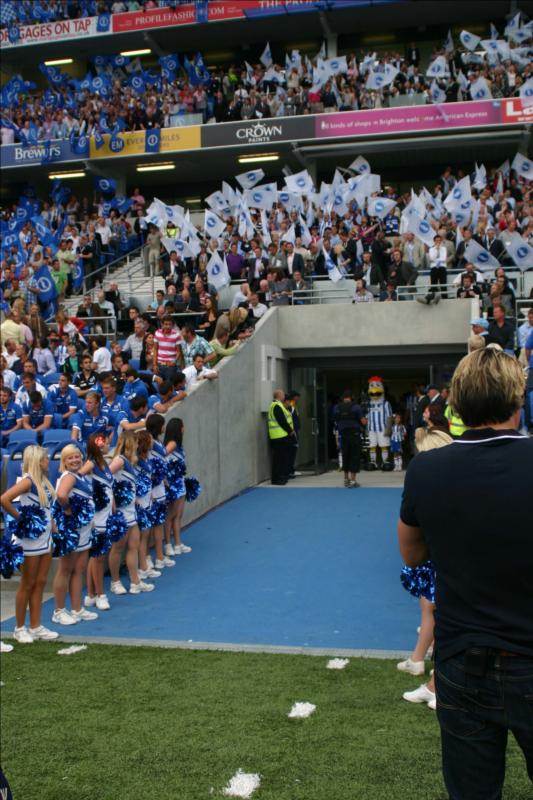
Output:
top-left (367, 376), bottom-right (393, 470)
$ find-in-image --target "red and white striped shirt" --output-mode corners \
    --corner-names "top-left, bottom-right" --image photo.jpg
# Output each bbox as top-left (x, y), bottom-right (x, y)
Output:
top-left (154, 329), bottom-right (181, 364)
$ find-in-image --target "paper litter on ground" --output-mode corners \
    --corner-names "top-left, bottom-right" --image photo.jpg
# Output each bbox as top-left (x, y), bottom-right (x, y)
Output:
top-left (57, 645), bottom-right (88, 655)
top-left (288, 701), bottom-right (316, 719)
top-left (222, 770), bottom-right (261, 798)
top-left (327, 658), bottom-right (350, 670)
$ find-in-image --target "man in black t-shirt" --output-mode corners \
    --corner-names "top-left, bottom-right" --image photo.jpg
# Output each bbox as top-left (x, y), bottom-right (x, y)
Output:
top-left (333, 390), bottom-right (366, 488)
top-left (398, 347), bottom-right (533, 799)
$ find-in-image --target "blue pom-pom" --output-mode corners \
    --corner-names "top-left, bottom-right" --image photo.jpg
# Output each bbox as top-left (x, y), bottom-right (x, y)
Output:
top-left (149, 500), bottom-right (166, 526)
top-left (166, 477), bottom-right (184, 502)
top-left (89, 528), bottom-right (112, 557)
top-left (106, 511), bottom-right (128, 543)
top-left (150, 457), bottom-right (166, 486)
top-left (185, 476), bottom-right (201, 503)
top-left (93, 480), bottom-right (110, 512)
top-left (136, 469), bottom-right (152, 498)
top-left (7, 506), bottom-right (48, 541)
top-left (69, 494), bottom-right (95, 527)
top-left (51, 502), bottom-right (81, 556)
top-left (168, 458), bottom-right (186, 480)
top-left (0, 535), bottom-right (24, 578)
top-left (136, 505), bottom-right (152, 531)
top-left (113, 480), bottom-right (135, 508)
top-left (400, 561), bottom-right (436, 603)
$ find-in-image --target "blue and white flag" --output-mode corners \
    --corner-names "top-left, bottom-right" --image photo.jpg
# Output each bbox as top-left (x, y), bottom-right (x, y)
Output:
top-left (281, 224), bottom-right (296, 244)
top-left (460, 30), bottom-right (481, 51)
top-left (33, 265), bottom-right (58, 312)
top-left (349, 155), bottom-right (370, 174)
top-left (235, 169), bottom-right (265, 190)
top-left (444, 176), bottom-right (472, 209)
top-left (30, 216), bottom-right (55, 248)
top-left (260, 209), bottom-right (272, 246)
top-left (490, 22), bottom-right (499, 39)
top-left (507, 27), bottom-right (530, 44)
top-left (480, 38), bottom-right (500, 55)
top-left (473, 163), bottom-right (487, 191)
top-left (323, 246), bottom-right (343, 284)
top-left (260, 42), bottom-right (273, 68)
top-left (207, 250), bottom-right (231, 290)
top-left (505, 11), bottom-right (521, 34)
top-left (162, 237), bottom-right (195, 259)
top-left (244, 185), bottom-right (277, 211)
top-left (520, 77), bottom-right (533, 110)
top-left (145, 128), bottom-right (161, 154)
top-left (96, 12), bottom-right (110, 32)
top-left (367, 197), bottom-right (396, 219)
top-left (204, 209), bottom-right (226, 238)
top-left (469, 77), bottom-right (492, 101)
top-left (69, 133), bottom-right (89, 156)
top-left (429, 80), bottom-right (447, 104)
top-left (366, 71), bottom-right (387, 90)
top-left (443, 30), bottom-right (454, 53)
top-left (503, 232), bottom-right (533, 271)
top-left (284, 169), bottom-right (314, 195)
top-left (93, 130), bottom-right (105, 150)
top-left (407, 212), bottom-right (436, 247)
top-left (113, 196), bottom-right (133, 215)
top-left (325, 55), bottom-right (348, 75)
top-left (426, 56), bottom-right (449, 78)
top-left (464, 240), bottom-right (500, 270)
top-left (72, 259), bottom-right (84, 292)
top-left (205, 190), bottom-right (231, 216)
top-left (298, 215), bottom-right (313, 247)
top-left (109, 126), bottom-right (125, 153)
top-left (511, 152), bottom-right (533, 180)
top-left (95, 177), bottom-right (117, 195)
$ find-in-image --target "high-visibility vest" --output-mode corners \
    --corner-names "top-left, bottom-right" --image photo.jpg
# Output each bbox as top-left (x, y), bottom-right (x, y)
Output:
top-left (445, 405), bottom-right (467, 438)
top-left (268, 401), bottom-right (293, 440)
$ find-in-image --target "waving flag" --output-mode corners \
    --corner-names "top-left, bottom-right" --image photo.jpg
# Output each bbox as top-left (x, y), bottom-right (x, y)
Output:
top-left (95, 177), bottom-right (117, 195)
top-left (366, 71), bottom-right (388, 90)
top-left (323, 247), bottom-right (343, 284)
top-left (205, 191), bottom-right (232, 215)
top-left (109, 126), bottom-right (125, 153)
top-left (145, 129), bottom-right (161, 154)
top-left (511, 152), bottom-right (533, 180)
top-left (31, 216), bottom-right (56, 248)
top-left (244, 185), bottom-right (277, 211)
top-left (520, 77), bottom-right (533, 110)
top-left (426, 56), bottom-right (449, 78)
top-left (69, 133), bottom-right (90, 156)
top-left (469, 77), bottom-right (492, 101)
top-left (473, 163), bottom-right (487, 191)
top-left (503, 233), bottom-right (533, 270)
top-left (407, 213), bottom-right (436, 247)
top-left (97, 12), bottom-right (110, 32)
top-left (162, 237), bottom-right (195, 259)
top-left (429, 80), bottom-right (447, 104)
top-left (33, 265), bottom-right (58, 315)
top-left (235, 169), bottom-right (265, 190)
top-left (349, 156), bottom-right (370, 174)
top-left (260, 42), bottom-right (273, 68)
top-left (367, 197), bottom-right (396, 219)
top-left (443, 30), bottom-right (454, 53)
top-left (207, 250), bottom-right (231, 290)
top-left (284, 169), bottom-right (314, 195)
top-left (459, 30), bottom-right (481, 51)
top-left (507, 27), bottom-right (530, 44)
top-left (464, 241), bottom-right (500, 270)
top-left (204, 209), bottom-right (226, 238)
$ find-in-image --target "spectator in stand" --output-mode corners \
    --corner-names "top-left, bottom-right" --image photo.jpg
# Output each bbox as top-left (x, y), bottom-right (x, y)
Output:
top-left (179, 322), bottom-right (215, 367)
top-left (15, 371), bottom-right (48, 406)
top-left (379, 281), bottom-right (398, 302)
top-left (353, 278), bottom-right (374, 303)
top-left (73, 354), bottom-right (98, 398)
top-left (32, 338), bottom-right (57, 376)
top-left (456, 274), bottom-right (482, 300)
top-left (123, 319), bottom-right (146, 362)
top-left (488, 307), bottom-right (515, 353)
top-left (183, 354), bottom-right (218, 391)
top-left (249, 291), bottom-right (268, 320)
top-left (48, 374), bottom-right (78, 429)
top-left (0, 386), bottom-right (22, 446)
top-left (209, 330), bottom-right (240, 366)
top-left (428, 235), bottom-right (448, 297)
top-left (121, 366), bottom-right (149, 402)
top-left (21, 391), bottom-right (53, 441)
top-left (226, 242), bottom-right (246, 280)
top-left (71, 392), bottom-right (111, 442)
top-left (153, 316), bottom-right (181, 381)
top-left (91, 335), bottom-right (112, 374)
top-left (63, 343), bottom-right (81, 378)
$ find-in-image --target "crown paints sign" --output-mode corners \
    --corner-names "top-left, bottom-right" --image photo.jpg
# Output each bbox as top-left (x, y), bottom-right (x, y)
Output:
top-left (201, 116), bottom-right (314, 148)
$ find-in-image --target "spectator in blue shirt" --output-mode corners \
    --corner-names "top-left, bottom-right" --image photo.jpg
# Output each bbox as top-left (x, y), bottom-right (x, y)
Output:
top-left (71, 392), bottom-right (112, 442)
top-left (121, 366), bottom-right (149, 402)
top-left (100, 375), bottom-right (129, 425)
top-left (21, 391), bottom-right (53, 441)
top-left (122, 395), bottom-right (149, 432)
top-left (147, 380), bottom-right (181, 414)
top-left (0, 386), bottom-right (22, 446)
top-left (48, 374), bottom-right (78, 429)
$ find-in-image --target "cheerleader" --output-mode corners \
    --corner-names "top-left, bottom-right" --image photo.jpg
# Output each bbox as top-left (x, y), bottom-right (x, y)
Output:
top-left (0, 445), bottom-right (59, 643)
top-left (163, 418), bottom-right (191, 556)
top-left (146, 414), bottom-right (175, 570)
top-left (79, 433), bottom-right (120, 611)
top-left (108, 432), bottom-right (154, 595)
top-left (390, 414), bottom-right (407, 471)
top-left (136, 431), bottom-right (161, 581)
top-left (52, 444), bottom-right (97, 626)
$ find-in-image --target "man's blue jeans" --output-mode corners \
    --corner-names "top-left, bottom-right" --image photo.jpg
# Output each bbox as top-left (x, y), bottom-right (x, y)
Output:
top-left (435, 652), bottom-right (533, 800)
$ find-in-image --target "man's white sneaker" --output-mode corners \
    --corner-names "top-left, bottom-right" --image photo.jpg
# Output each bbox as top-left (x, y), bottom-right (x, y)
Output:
top-left (52, 608), bottom-right (79, 626)
top-left (84, 595), bottom-right (97, 607)
top-left (138, 568), bottom-right (161, 579)
top-left (146, 556), bottom-right (155, 569)
top-left (110, 581), bottom-right (128, 596)
top-left (0, 641), bottom-right (14, 652)
top-left (95, 594), bottom-right (111, 611)
top-left (14, 626), bottom-right (34, 643)
top-left (155, 557), bottom-right (175, 568)
top-left (28, 625), bottom-right (59, 641)
top-left (129, 580), bottom-right (155, 594)
top-left (164, 543), bottom-right (176, 557)
top-left (177, 543), bottom-right (192, 554)
top-left (427, 696), bottom-right (437, 710)
top-left (402, 684), bottom-right (436, 705)
top-left (397, 658), bottom-right (425, 676)
top-left (71, 608), bottom-right (98, 622)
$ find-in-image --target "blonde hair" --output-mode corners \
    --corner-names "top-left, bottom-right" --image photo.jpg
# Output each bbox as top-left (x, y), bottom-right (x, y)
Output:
top-left (415, 428), bottom-right (453, 452)
top-left (22, 445), bottom-right (55, 506)
top-left (59, 444), bottom-right (84, 473)
top-left (450, 347), bottom-right (525, 427)
top-left (113, 431), bottom-right (138, 465)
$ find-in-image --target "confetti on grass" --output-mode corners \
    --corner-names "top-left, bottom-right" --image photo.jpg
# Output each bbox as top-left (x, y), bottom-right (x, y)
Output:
top-left (288, 702), bottom-right (316, 719)
top-left (222, 770), bottom-right (261, 798)
top-left (57, 645), bottom-right (88, 656)
top-left (327, 658), bottom-right (350, 670)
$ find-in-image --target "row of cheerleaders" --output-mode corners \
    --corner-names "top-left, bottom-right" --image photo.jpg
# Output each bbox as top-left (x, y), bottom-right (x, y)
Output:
top-left (0, 414), bottom-right (200, 639)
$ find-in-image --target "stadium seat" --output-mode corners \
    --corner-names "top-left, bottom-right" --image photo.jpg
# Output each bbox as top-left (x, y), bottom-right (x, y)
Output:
top-left (129, 358), bottom-right (141, 371)
top-left (6, 458), bottom-right (23, 487)
top-left (6, 431), bottom-right (37, 453)
top-left (43, 372), bottom-right (62, 387)
top-left (77, 399), bottom-right (85, 410)
top-left (43, 429), bottom-right (71, 446)
top-left (48, 460), bottom-right (61, 486)
top-left (49, 442), bottom-right (71, 460)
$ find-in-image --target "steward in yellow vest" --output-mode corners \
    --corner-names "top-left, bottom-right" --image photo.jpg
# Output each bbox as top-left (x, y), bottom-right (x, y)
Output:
top-left (445, 405), bottom-right (468, 438)
top-left (268, 390), bottom-right (294, 484)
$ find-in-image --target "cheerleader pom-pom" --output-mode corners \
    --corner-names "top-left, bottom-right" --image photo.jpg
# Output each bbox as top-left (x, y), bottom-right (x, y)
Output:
top-left (7, 505), bottom-right (48, 541)
top-left (89, 528), bottom-right (112, 558)
top-left (106, 512), bottom-right (128, 543)
top-left (149, 500), bottom-right (166, 527)
top-left (150, 457), bottom-right (166, 487)
top-left (136, 471), bottom-right (152, 498)
top-left (93, 480), bottom-right (109, 512)
top-left (51, 504), bottom-right (80, 557)
top-left (400, 561), bottom-right (436, 603)
top-left (185, 477), bottom-right (201, 503)
top-left (168, 459), bottom-right (186, 480)
top-left (69, 494), bottom-right (95, 527)
top-left (113, 480), bottom-right (135, 508)
top-left (136, 506), bottom-right (152, 531)
top-left (166, 478), bottom-right (184, 502)
top-left (0, 535), bottom-right (24, 579)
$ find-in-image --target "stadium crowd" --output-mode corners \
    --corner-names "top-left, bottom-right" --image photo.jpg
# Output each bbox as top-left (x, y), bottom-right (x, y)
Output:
top-left (0, 0), bottom-right (179, 29)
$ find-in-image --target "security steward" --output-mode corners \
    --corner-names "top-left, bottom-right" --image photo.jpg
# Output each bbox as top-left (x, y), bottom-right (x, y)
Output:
top-left (332, 389), bottom-right (366, 488)
top-left (444, 404), bottom-right (467, 438)
top-left (268, 388), bottom-right (294, 485)
top-left (285, 390), bottom-right (301, 479)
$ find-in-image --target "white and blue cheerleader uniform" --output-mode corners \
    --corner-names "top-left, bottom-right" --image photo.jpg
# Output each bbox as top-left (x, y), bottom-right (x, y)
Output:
top-left (135, 457), bottom-right (153, 532)
top-left (112, 456), bottom-right (138, 528)
top-left (165, 446), bottom-right (186, 502)
top-left (90, 463), bottom-right (115, 555)
top-left (55, 471), bottom-right (95, 553)
top-left (150, 441), bottom-right (167, 526)
top-left (10, 475), bottom-right (53, 556)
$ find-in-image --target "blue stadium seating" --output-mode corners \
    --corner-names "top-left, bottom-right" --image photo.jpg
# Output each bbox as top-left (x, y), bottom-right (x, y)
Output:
top-left (129, 359), bottom-right (141, 371)
top-left (6, 430), bottom-right (37, 453)
top-left (42, 429), bottom-right (72, 446)
top-left (43, 372), bottom-right (62, 387)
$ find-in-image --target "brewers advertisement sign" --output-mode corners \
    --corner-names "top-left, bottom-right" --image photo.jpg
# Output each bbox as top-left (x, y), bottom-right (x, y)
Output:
top-left (201, 116), bottom-right (315, 148)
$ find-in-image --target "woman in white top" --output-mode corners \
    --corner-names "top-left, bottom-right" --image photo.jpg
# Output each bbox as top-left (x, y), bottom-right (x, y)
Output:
top-left (0, 445), bottom-right (59, 643)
